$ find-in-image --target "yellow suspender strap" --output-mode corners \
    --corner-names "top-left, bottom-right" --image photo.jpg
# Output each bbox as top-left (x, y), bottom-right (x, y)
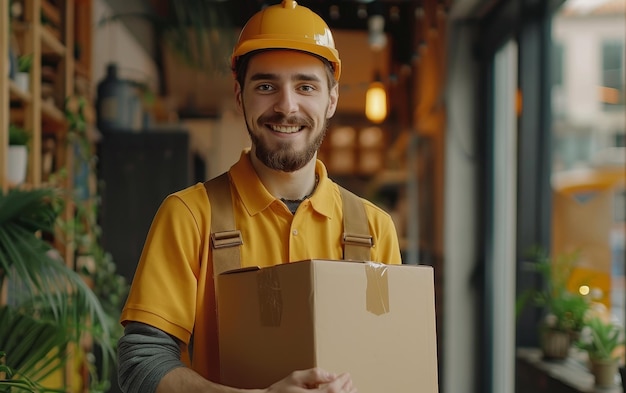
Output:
top-left (203, 173), bottom-right (242, 276)
top-left (338, 186), bottom-right (373, 261)
top-left (204, 174), bottom-right (374, 275)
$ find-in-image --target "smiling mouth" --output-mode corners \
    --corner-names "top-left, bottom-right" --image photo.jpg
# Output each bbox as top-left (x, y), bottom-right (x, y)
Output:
top-left (268, 124), bottom-right (304, 134)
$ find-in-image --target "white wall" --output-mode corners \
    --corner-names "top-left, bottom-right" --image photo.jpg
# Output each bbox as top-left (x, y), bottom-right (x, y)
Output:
top-left (443, 22), bottom-right (480, 393)
top-left (91, 0), bottom-right (159, 94)
top-left (553, 12), bottom-right (625, 130)
top-left (90, 0), bottom-right (252, 180)
top-left (182, 110), bottom-right (250, 180)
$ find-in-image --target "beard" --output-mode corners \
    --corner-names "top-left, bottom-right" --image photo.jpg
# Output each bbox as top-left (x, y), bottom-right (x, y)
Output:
top-left (246, 113), bottom-right (329, 172)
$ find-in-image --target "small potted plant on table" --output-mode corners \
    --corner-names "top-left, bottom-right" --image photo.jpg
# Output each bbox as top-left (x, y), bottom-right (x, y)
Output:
top-left (576, 314), bottom-right (624, 388)
top-left (519, 250), bottom-right (591, 360)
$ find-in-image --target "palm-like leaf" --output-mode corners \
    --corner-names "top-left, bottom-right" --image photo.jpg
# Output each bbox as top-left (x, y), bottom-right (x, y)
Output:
top-left (576, 316), bottom-right (625, 361)
top-left (0, 307), bottom-right (68, 391)
top-left (163, 0), bottom-right (235, 71)
top-left (98, 0), bottom-right (236, 72)
top-left (0, 188), bottom-right (114, 390)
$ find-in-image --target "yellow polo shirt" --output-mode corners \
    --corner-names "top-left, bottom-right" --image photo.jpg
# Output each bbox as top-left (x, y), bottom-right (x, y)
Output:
top-left (120, 149), bottom-right (401, 382)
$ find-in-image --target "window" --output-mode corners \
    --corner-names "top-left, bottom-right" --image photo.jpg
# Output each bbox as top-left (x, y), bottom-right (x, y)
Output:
top-left (551, 42), bottom-right (566, 119)
top-left (552, 42), bottom-right (564, 87)
top-left (601, 41), bottom-right (625, 110)
top-left (551, 0), bottom-right (626, 327)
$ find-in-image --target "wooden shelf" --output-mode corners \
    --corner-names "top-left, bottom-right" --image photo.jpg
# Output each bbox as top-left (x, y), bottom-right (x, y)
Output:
top-left (74, 62), bottom-right (90, 79)
top-left (41, 0), bottom-right (62, 27)
top-left (8, 80), bottom-right (33, 103)
top-left (10, 102), bottom-right (66, 128)
top-left (10, 21), bottom-right (29, 35)
top-left (41, 28), bottom-right (66, 56)
top-left (41, 100), bottom-right (65, 124)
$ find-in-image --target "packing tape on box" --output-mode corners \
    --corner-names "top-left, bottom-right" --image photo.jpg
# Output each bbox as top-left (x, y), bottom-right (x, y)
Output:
top-left (365, 262), bottom-right (390, 315)
top-left (256, 261), bottom-right (390, 325)
top-left (257, 267), bottom-right (282, 327)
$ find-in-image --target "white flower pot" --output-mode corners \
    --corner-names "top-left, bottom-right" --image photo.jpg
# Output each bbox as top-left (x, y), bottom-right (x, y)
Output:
top-left (14, 71), bottom-right (29, 91)
top-left (7, 145), bottom-right (28, 184)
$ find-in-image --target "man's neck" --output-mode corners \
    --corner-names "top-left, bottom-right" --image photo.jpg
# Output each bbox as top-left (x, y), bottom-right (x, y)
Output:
top-left (249, 152), bottom-right (318, 201)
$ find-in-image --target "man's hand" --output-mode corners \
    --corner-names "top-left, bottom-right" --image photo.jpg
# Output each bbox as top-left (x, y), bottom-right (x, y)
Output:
top-left (265, 368), bottom-right (357, 393)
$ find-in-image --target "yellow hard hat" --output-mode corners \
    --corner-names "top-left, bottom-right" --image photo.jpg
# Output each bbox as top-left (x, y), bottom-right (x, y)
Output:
top-left (231, 0), bottom-right (341, 81)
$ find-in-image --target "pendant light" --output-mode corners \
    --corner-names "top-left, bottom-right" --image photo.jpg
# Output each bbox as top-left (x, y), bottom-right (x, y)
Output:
top-left (365, 14), bottom-right (387, 124)
top-left (365, 71), bottom-right (387, 123)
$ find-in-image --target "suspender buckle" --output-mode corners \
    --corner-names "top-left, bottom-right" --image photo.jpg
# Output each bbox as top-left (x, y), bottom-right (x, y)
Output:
top-left (211, 230), bottom-right (244, 249)
top-left (343, 233), bottom-right (373, 247)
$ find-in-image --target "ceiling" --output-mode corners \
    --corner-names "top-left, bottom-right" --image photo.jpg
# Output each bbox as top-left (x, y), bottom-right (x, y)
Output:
top-left (229, 0), bottom-right (451, 65)
top-left (233, 1), bottom-right (429, 29)
top-left (105, 0), bottom-right (452, 70)
top-left (111, 0), bottom-right (451, 115)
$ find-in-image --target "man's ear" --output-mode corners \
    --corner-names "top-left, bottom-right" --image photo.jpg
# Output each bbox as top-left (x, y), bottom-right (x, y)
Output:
top-left (326, 83), bottom-right (339, 118)
top-left (234, 81), bottom-right (243, 114)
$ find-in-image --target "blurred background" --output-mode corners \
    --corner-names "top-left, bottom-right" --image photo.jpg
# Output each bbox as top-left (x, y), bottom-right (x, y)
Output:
top-left (1, 0), bottom-right (624, 392)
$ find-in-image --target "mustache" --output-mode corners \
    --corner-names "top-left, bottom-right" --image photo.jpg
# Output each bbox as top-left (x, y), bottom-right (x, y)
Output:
top-left (258, 114), bottom-right (314, 128)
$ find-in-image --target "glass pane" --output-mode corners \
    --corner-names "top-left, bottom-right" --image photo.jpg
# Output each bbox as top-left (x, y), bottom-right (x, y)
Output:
top-left (551, 0), bottom-right (626, 327)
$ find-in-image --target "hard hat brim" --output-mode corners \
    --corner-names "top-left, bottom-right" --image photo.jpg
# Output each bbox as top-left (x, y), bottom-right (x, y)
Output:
top-left (232, 39), bottom-right (341, 81)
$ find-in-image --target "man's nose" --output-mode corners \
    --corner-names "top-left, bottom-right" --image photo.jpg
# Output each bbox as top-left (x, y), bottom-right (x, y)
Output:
top-left (273, 89), bottom-right (298, 115)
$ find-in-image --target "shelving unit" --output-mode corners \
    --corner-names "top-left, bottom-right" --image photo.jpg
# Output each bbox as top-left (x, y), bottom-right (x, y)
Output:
top-left (2, 0), bottom-right (95, 251)
top-left (1, 2), bottom-right (10, 186)
top-left (2, 0), bottom-right (71, 188)
top-left (1, 0), bottom-right (94, 391)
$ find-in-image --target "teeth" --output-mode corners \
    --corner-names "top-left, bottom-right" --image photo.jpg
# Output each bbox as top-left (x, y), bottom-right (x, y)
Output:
top-left (271, 125), bottom-right (301, 133)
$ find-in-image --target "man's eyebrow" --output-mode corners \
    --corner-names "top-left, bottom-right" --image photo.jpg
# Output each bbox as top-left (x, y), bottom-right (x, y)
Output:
top-left (249, 72), bottom-right (322, 83)
top-left (250, 73), bottom-right (277, 81)
top-left (293, 73), bottom-right (322, 83)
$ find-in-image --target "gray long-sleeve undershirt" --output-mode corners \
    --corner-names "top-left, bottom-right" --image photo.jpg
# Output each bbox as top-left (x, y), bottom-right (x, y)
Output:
top-left (117, 322), bottom-right (186, 393)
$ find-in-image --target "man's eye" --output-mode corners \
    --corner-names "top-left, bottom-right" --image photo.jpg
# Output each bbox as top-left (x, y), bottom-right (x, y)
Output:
top-left (299, 85), bottom-right (315, 92)
top-left (257, 84), bottom-right (274, 91)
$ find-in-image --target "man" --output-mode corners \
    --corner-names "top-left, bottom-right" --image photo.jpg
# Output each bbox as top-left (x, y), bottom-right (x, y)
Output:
top-left (117, 1), bottom-right (402, 392)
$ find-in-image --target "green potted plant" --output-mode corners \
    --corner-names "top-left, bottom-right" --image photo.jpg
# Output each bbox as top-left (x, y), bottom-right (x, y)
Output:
top-left (0, 187), bottom-right (115, 392)
top-left (575, 316), bottom-right (624, 388)
top-left (8, 123), bottom-right (28, 145)
top-left (538, 291), bottom-right (590, 360)
top-left (97, 0), bottom-right (235, 72)
top-left (15, 53), bottom-right (32, 91)
top-left (7, 123), bottom-right (29, 184)
top-left (518, 250), bottom-right (591, 360)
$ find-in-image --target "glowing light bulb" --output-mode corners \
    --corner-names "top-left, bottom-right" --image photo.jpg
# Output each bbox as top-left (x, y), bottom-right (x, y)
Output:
top-left (365, 81), bottom-right (387, 123)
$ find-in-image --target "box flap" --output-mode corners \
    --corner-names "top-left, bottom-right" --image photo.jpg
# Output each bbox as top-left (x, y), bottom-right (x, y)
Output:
top-left (219, 266), bottom-right (261, 275)
top-left (219, 259), bottom-right (365, 275)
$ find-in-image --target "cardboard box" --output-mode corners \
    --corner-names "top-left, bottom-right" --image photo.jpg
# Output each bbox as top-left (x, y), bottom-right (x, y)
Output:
top-left (217, 259), bottom-right (438, 392)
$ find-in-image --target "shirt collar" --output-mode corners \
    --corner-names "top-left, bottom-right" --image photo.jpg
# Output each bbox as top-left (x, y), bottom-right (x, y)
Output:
top-left (230, 149), bottom-right (335, 219)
